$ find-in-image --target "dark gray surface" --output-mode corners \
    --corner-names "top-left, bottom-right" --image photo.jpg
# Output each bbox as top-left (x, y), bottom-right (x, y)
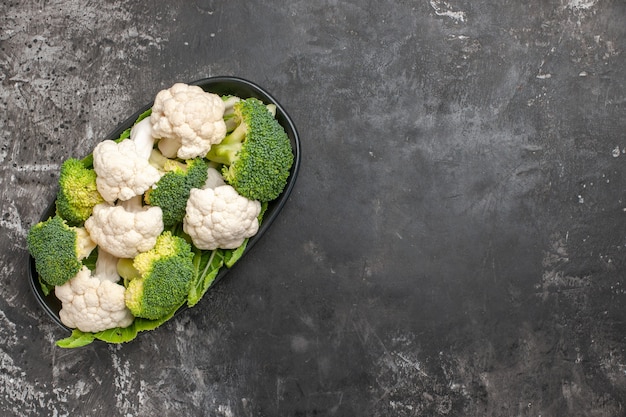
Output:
top-left (2, 1), bottom-right (626, 416)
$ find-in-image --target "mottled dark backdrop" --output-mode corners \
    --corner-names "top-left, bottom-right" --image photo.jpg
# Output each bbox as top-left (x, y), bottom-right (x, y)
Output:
top-left (1, 0), bottom-right (625, 416)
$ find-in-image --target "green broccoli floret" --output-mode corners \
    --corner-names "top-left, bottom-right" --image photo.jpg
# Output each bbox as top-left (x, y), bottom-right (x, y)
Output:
top-left (55, 158), bottom-right (105, 225)
top-left (144, 150), bottom-right (209, 228)
top-left (27, 215), bottom-right (96, 286)
top-left (123, 231), bottom-right (195, 320)
top-left (205, 97), bottom-right (294, 202)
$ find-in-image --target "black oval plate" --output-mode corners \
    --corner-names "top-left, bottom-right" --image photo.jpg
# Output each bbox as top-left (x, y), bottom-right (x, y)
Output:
top-left (28, 76), bottom-right (301, 331)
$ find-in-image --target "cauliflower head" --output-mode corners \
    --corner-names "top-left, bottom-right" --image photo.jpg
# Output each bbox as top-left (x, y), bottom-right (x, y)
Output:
top-left (84, 199), bottom-right (164, 259)
top-left (183, 185), bottom-right (261, 250)
top-left (151, 83), bottom-right (227, 159)
top-left (92, 139), bottom-right (161, 203)
top-left (55, 266), bottom-right (134, 333)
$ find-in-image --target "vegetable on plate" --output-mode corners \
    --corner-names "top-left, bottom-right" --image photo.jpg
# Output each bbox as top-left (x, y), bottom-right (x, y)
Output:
top-left (27, 79), bottom-right (298, 348)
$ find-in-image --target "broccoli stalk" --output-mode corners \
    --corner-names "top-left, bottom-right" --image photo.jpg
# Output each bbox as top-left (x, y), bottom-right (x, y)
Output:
top-left (121, 231), bottom-right (195, 320)
top-left (55, 158), bottom-right (105, 225)
top-left (27, 215), bottom-right (97, 286)
top-left (144, 149), bottom-right (209, 228)
top-left (205, 97), bottom-right (294, 202)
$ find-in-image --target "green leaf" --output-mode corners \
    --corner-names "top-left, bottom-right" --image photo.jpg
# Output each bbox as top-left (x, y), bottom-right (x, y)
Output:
top-left (134, 108), bottom-right (153, 124)
top-left (92, 325), bottom-right (139, 344)
top-left (83, 247), bottom-right (99, 271)
top-left (259, 201), bottom-right (268, 220)
top-left (56, 329), bottom-right (95, 348)
top-left (187, 248), bottom-right (224, 307)
top-left (223, 240), bottom-right (248, 268)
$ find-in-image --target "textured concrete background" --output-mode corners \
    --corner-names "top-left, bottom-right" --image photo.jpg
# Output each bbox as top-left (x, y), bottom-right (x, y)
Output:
top-left (1, 0), bottom-right (626, 416)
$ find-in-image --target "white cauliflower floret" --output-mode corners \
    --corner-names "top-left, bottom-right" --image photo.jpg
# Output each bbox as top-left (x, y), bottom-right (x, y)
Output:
top-left (92, 138), bottom-right (161, 203)
top-left (151, 83), bottom-right (227, 159)
top-left (75, 226), bottom-right (97, 260)
top-left (55, 250), bottom-right (134, 333)
top-left (85, 195), bottom-right (163, 258)
top-left (203, 167), bottom-right (226, 189)
top-left (183, 185), bottom-right (261, 250)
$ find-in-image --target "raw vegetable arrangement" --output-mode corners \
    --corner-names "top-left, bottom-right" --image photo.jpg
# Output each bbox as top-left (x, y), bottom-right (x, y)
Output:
top-left (27, 82), bottom-right (295, 348)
